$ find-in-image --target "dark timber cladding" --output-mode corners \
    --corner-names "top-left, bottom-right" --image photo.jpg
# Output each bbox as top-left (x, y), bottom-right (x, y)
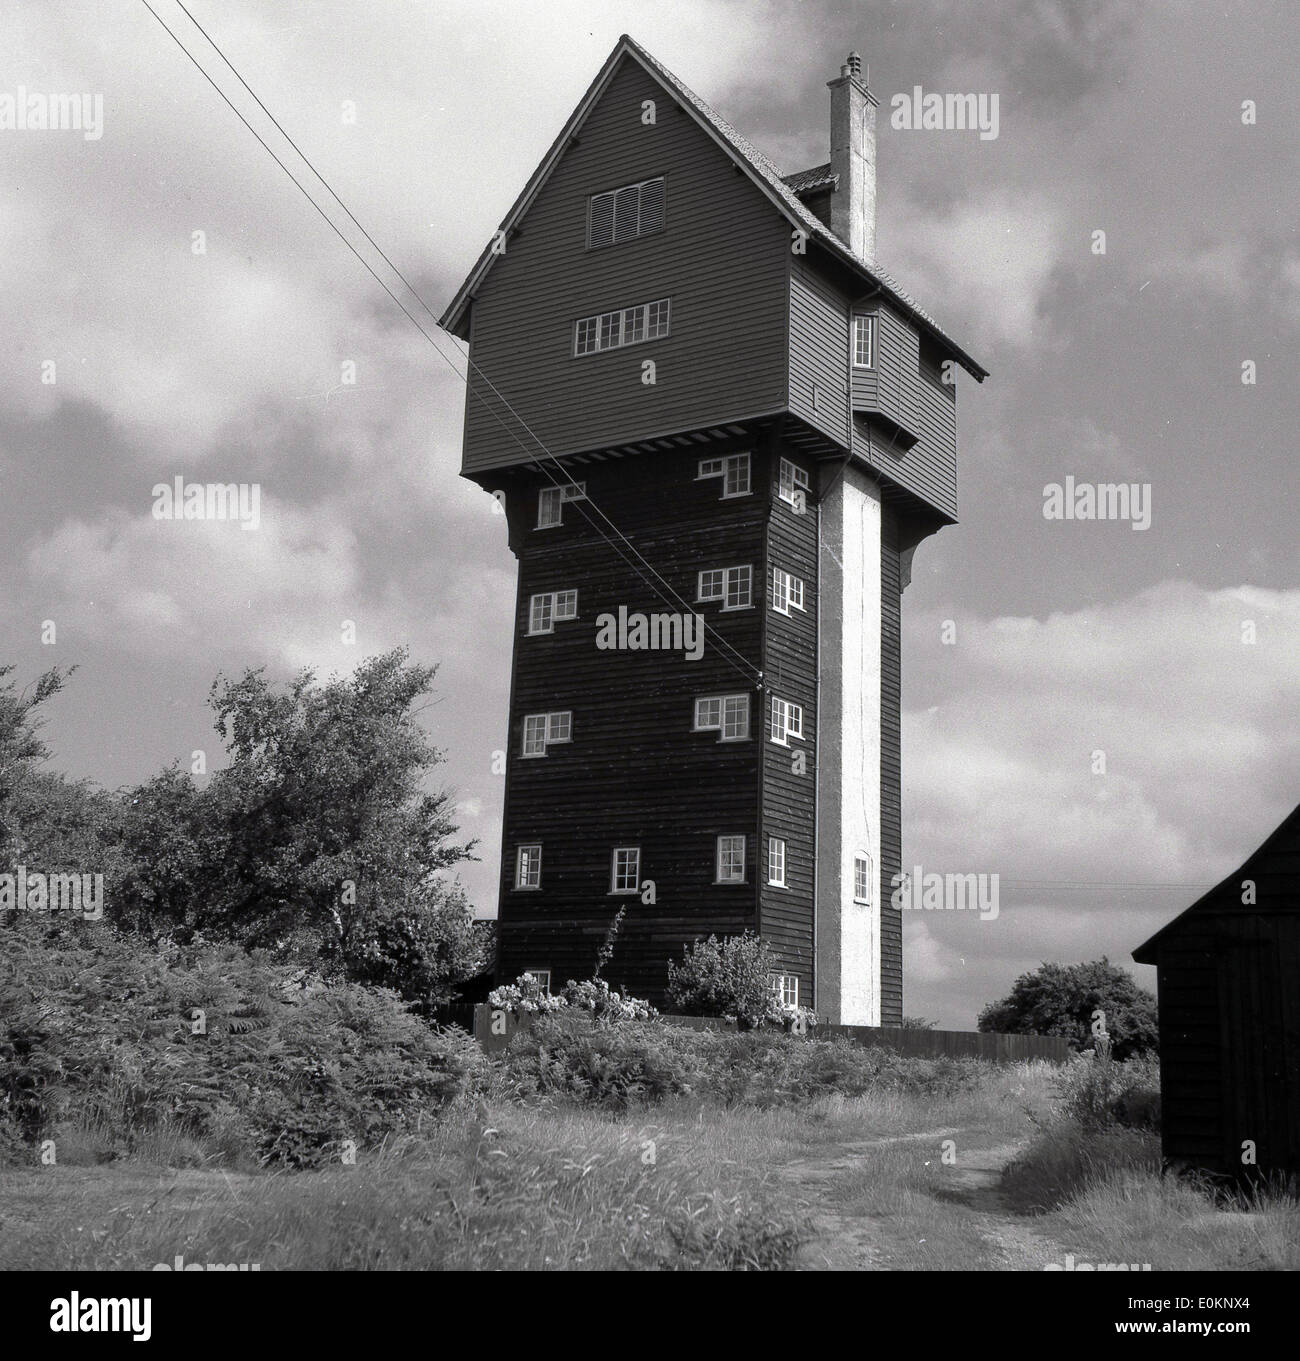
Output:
top-left (1133, 804), bottom-right (1300, 1178)
top-left (440, 36), bottom-right (987, 1023)
top-left (460, 57), bottom-right (790, 475)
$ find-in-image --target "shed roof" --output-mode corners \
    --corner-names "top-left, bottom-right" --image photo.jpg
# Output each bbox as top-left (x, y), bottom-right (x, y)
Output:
top-left (1132, 802), bottom-right (1300, 963)
top-left (439, 35), bottom-right (988, 382)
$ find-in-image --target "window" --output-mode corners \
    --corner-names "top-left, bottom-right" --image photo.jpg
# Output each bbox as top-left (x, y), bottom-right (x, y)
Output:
top-left (528, 593), bottom-right (553, 635)
top-left (611, 846), bottom-right (641, 894)
top-left (525, 967), bottom-right (552, 992)
top-left (573, 298), bottom-right (670, 356)
top-left (771, 973), bottom-right (799, 1007)
top-left (529, 590), bottom-right (579, 634)
top-left (697, 452), bottom-right (750, 498)
top-left (771, 567), bottom-right (805, 615)
top-left (522, 711), bottom-right (572, 757)
top-left (537, 484), bottom-right (585, 528)
top-left (768, 837), bottom-right (786, 887)
top-left (694, 693), bottom-right (749, 741)
top-left (516, 844), bottom-right (542, 890)
top-left (716, 835), bottom-right (746, 884)
top-left (770, 696), bottom-right (804, 745)
top-left (853, 313), bottom-right (876, 368)
top-left (537, 487), bottom-right (562, 528)
top-left (588, 176), bottom-right (666, 249)
top-left (854, 854), bottom-right (872, 905)
top-left (725, 565), bottom-right (752, 610)
top-left (778, 458), bottom-right (810, 507)
top-left (697, 566), bottom-right (751, 609)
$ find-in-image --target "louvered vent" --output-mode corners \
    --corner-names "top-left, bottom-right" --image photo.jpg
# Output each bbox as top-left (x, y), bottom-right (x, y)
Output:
top-left (587, 177), bottom-right (665, 248)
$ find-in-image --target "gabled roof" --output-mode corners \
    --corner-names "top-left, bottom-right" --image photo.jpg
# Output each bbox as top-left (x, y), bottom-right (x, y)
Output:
top-left (1132, 802), bottom-right (1300, 963)
top-left (439, 34), bottom-right (988, 382)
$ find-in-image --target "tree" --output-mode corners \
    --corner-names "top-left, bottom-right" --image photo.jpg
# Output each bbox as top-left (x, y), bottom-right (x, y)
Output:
top-left (977, 958), bottom-right (1158, 1059)
top-left (124, 649), bottom-right (487, 1005)
top-left (0, 664), bottom-right (75, 868)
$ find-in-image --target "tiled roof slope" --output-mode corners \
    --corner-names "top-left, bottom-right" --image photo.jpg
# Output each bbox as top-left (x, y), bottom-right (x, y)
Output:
top-left (782, 163), bottom-right (838, 194)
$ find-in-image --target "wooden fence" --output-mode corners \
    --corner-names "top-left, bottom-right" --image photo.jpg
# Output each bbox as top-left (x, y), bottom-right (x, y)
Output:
top-left (428, 1003), bottom-right (1069, 1064)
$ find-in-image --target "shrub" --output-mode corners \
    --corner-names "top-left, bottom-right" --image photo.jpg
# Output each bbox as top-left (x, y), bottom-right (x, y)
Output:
top-left (488, 972), bottom-right (656, 1021)
top-left (502, 1014), bottom-right (982, 1110)
top-left (666, 933), bottom-right (803, 1028)
top-left (1053, 1051), bottom-right (1161, 1132)
top-left (0, 918), bottom-right (488, 1167)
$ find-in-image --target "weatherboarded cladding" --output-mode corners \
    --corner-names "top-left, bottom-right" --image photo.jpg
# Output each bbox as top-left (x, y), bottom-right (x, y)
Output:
top-left (759, 446), bottom-right (821, 1001)
top-left (788, 256), bottom-right (850, 448)
top-left (879, 508), bottom-right (904, 1025)
top-left (848, 303), bottom-right (958, 523)
top-left (1137, 808), bottom-right (1300, 1175)
top-left (495, 443), bottom-right (768, 1002)
top-left (462, 57), bottom-right (789, 477)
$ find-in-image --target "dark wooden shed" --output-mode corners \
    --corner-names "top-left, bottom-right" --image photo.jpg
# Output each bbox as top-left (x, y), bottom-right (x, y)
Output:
top-left (1133, 803), bottom-right (1300, 1179)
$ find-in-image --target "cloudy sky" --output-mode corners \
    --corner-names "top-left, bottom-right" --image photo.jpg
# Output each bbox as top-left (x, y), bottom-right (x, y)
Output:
top-left (2, 0), bottom-right (1295, 1027)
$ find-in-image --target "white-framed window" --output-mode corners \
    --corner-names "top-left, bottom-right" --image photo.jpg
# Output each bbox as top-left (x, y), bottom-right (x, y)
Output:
top-left (515, 844), bottom-right (542, 890)
top-left (716, 835), bottom-right (746, 884)
top-left (696, 568), bottom-right (725, 602)
top-left (697, 565), bottom-right (751, 609)
top-left (769, 696), bottom-right (804, 745)
top-left (528, 590), bottom-right (579, 634)
top-left (522, 711), bottom-right (572, 757)
top-left (854, 853), bottom-right (872, 905)
top-left (528, 593), bottom-right (554, 635)
top-left (537, 487), bottom-right (562, 528)
top-left (771, 567), bottom-right (806, 615)
top-left (724, 565), bottom-right (752, 610)
top-left (697, 451), bottom-right (751, 498)
top-left (693, 693), bottom-right (749, 741)
top-left (611, 846), bottom-right (641, 894)
top-left (853, 313), bottom-right (876, 369)
top-left (768, 837), bottom-right (786, 887)
top-left (574, 298), bottom-right (670, 356)
top-left (525, 967), bottom-right (552, 992)
top-left (778, 458), bottom-right (810, 507)
top-left (537, 482), bottom-right (586, 527)
top-left (771, 973), bottom-right (799, 1007)
top-left (588, 176), bottom-right (666, 249)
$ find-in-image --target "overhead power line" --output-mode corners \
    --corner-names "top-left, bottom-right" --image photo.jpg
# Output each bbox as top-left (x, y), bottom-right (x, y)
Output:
top-left (142, 0), bottom-right (762, 687)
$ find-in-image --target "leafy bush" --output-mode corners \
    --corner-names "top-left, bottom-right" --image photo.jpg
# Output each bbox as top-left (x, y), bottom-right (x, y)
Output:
top-left (978, 958), bottom-right (1158, 1059)
top-left (666, 933), bottom-right (808, 1028)
top-left (1053, 1051), bottom-right (1161, 1132)
top-left (0, 918), bottom-right (488, 1167)
top-left (503, 1013), bottom-right (982, 1110)
top-left (488, 972), bottom-right (656, 1021)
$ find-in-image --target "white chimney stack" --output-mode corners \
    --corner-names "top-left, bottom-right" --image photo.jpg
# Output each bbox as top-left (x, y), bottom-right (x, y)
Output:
top-left (827, 51), bottom-right (877, 262)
